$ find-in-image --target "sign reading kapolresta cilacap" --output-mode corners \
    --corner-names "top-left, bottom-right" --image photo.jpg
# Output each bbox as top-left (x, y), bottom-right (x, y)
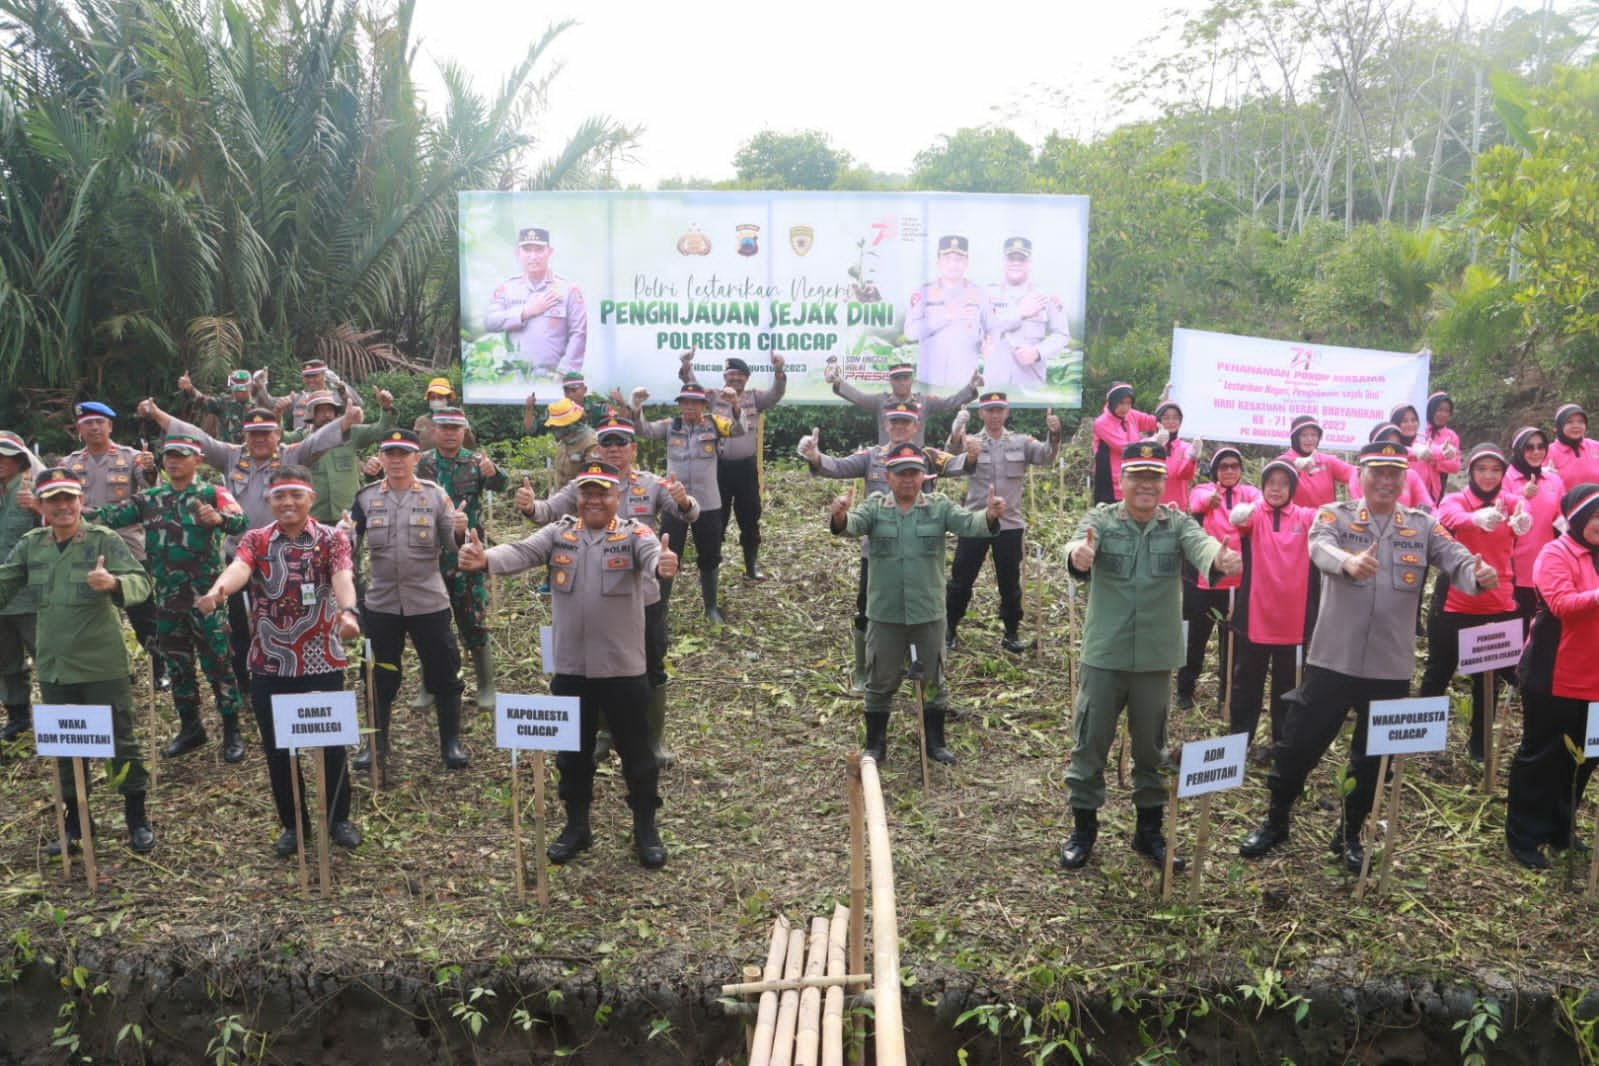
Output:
top-left (34, 705), bottom-right (116, 759)
top-left (1367, 697), bottom-right (1450, 755)
top-left (457, 191), bottom-right (1088, 409)
top-left (270, 691), bottom-right (360, 751)
top-left (496, 694), bottom-right (581, 752)
top-left (1177, 733), bottom-right (1250, 799)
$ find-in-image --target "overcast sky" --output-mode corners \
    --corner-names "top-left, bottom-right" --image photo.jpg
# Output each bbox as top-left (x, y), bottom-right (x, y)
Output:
top-left (408, 0), bottom-right (1574, 187)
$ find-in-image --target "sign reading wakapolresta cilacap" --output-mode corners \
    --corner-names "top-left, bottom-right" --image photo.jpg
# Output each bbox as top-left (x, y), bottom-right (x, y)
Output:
top-left (457, 191), bottom-right (1088, 409)
top-left (1366, 697), bottom-right (1450, 755)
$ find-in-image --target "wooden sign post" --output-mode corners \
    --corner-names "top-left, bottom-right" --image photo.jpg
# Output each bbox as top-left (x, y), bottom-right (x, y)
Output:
top-left (1174, 732), bottom-right (1249, 902)
top-left (907, 646), bottom-right (931, 793)
top-left (1457, 618), bottom-right (1523, 791)
top-left (271, 690), bottom-right (361, 897)
top-left (1357, 697), bottom-right (1450, 900)
top-left (35, 705), bottom-right (117, 892)
top-left (362, 639), bottom-right (379, 792)
top-left (496, 693), bottom-right (582, 904)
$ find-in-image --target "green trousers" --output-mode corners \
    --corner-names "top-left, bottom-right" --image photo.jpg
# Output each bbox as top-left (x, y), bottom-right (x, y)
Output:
top-left (40, 677), bottom-right (148, 800)
top-left (1066, 665), bottom-right (1170, 811)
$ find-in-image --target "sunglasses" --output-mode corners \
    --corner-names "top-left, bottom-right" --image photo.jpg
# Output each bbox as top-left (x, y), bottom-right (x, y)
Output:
top-left (598, 435), bottom-right (631, 447)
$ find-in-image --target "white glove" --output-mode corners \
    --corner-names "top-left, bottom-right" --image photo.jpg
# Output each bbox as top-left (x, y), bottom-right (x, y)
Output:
top-left (1440, 442), bottom-right (1458, 460)
top-left (629, 387), bottom-right (649, 409)
top-left (951, 410), bottom-right (970, 436)
top-left (1509, 510), bottom-right (1533, 537)
top-left (1153, 428), bottom-right (1171, 447)
top-left (1554, 514), bottom-right (1570, 535)
top-left (1229, 502), bottom-right (1257, 527)
top-left (1189, 437), bottom-right (1203, 458)
top-left (1414, 443), bottom-right (1433, 462)
top-left (1294, 455), bottom-right (1315, 472)
top-left (1471, 507), bottom-right (1504, 532)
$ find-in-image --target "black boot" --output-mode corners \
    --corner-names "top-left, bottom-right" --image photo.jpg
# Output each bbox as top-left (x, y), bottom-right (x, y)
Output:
top-left (547, 806), bottom-right (592, 864)
top-left (743, 545), bottom-right (768, 583)
top-left (1001, 623), bottom-right (1028, 654)
top-left (437, 693), bottom-right (470, 770)
top-left (221, 715), bottom-right (246, 764)
top-left (700, 567), bottom-right (725, 624)
top-left (944, 620), bottom-right (958, 651)
top-left (1132, 805), bottom-right (1186, 872)
top-left (633, 805), bottom-right (667, 869)
top-left (1240, 798), bottom-right (1293, 858)
top-left (162, 709), bottom-right (207, 758)
top-left (924, 706), bottom-right (956, 766)
top-left (1330, 797), bottom-right (1367, 874)
top-left (1060, 807), bottom-right (1099, 869)
top-left (352, 700), bottom-right (391, 776)
top-left (862, 710), bottom-right (889, 764)
top-left (124, 792), bottom-right (155, 854)
top-left (47, 798), bottom-right (84, 857)
top-left (0, 703), bottom-right (31, 743)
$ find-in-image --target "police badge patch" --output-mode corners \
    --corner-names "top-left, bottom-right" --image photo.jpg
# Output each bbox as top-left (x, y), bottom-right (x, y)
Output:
top-left (736, 223), bottom-right (760, 257)
top-left (789, 225), bottom-right (814, 256)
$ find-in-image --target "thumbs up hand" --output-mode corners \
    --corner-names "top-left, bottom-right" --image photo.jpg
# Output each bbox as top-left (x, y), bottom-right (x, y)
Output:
top-left (829, 485), bottom-right (855, 528)
top-left (1045, 408), bottom-right (1061, 436)
top-left (86, 554), bottom-right (117, 592)
top-left (663, 472), bottom-right (689, 510)
top-left (1472, 554), bottom-right (1500, 590)
top-left (336, 510), bottom-right (355, 535)
top-left (1342, 540), bottom-right (1380, 581)
top-left (797, 426), bottom-right (820, 462)
top-left (1471, 506), bottom-right (1504, 532)
top-left (452, 507), bottom-right (468, 537)
top-left (458, 528), bottom-right (488, 571)
top-left (984, 485), bottom-right (1005, 524)
top-left (1070, 525), bottom-right (1097, 571)
top-left (515, 475), bottom-right (536, 515)
top-left (1509, 504), bottom-right (1533, 537)
top-left (656, 532), bottom-right (679, 579)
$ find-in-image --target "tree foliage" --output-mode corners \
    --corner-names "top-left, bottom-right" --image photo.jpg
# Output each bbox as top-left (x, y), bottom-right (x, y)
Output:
top-left (731, 129), bottom-right (850, 190)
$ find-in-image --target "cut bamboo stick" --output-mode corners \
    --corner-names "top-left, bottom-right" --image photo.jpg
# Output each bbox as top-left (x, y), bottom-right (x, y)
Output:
top-left (770, 926), bottom-right (806, 1066)
top-left (1375, 757), bottom-right (1409, 897)
top-left (793, 917), bottom-right (828, 1066)
top-left (748, 916), bottom-right (791, 1066)
top-left (722, 973), bottom-right (874, 996)
top-left (847, 759), bottom-right (866, 1061)
top-left (858, 756), bottom-right (906, 1065)
top-left (822, 904), bottom-right (848, 1066)
top-left (742, 964), bottom-right (761, 1061)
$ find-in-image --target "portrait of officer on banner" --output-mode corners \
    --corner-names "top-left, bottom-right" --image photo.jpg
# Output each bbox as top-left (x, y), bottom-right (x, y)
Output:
top-left (985, 236), bottom-right (1073, 389)
top-left (482, 225), bottom-right (588, 384)
top-left (905, 234), bottom-right (994, 392)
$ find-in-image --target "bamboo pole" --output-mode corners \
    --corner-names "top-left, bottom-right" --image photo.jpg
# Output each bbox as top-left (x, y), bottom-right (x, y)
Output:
top-left (533, 751), bottom-right (549, 906)
top-left (793, 917), bottom-right (828, 1066)
top-left (146, 660), bottom-right (160, 800)
top-left (742, 964), bottom-right (762, 1061)
top-left (72, 759), bottom-right (97, 892)
top-left (724, 973), bottom-right (875, 996)
top-left (313, 749), bottom-right (332, 894)
top-left (1355, 753), bottom-right (1390, 901)
top-left (50, 771), bottom-right (71, 882)
top-left (288, 750), bottom-right (309, 896)
top-left (1066, 577), bottom-right (1077, 707)
top-left (858, 757), bottom-right (906, 1065)
top-left (821, 904), bottom-right (849, 1066)
top-left (1187, 792), bottom-right (1213, 904)
top-left (749, 916), bottom-right (791, 1066)
top-left (1221, 590), bottom-right (1236, 720)
top-left (909, 646), bottom-right (930, 793)
top-left (846, 760), bottom-right (866, 1062)
top-left (1586, 812), bottom-right (1599, 901)
top-left (1375, 757), bottom-right (1409, 898)
top-left (511, 751), bottom-right (524, 903)
top-left (1160, 783), bottom-right (1179, 900)
top-left (364, 644), bottom-right (378, 793)
top-left (1481, 673), bottom-right (1496, 794)
top-left (770, 926), bottom-right (806, 1066)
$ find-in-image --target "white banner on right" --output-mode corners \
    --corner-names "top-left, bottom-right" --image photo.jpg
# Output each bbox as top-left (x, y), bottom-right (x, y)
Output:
top-left (1168, 328), bottom-right (1431, 450)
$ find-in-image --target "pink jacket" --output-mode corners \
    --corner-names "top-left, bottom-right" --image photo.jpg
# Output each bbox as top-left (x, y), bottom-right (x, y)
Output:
top-left (1501, 467), bottom-right (1565, 590)
top-left (1433, 488), bottom-right (1516, 615)
top-left (1234, 502), bottom-right (1316, 645)
top-left (1549, 437), bottom-right (1599, 491)
top-left (1275, 449), bottom-right (1356, 508)
top-left (1414, 426), bottom-right (1461, 502)
top-left (1092, 406), bottom-right (1158, 501)
top-left (1161, 439), bottom-right (1197, 508)
top-left (1189, 482), bottom-right (1261, 590)
top-left (1531, 536), bottom-right (1599, 700)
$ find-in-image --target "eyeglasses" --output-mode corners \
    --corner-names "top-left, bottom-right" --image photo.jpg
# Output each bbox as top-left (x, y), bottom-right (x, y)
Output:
top-left (598, 436), bottom-right (630, 447)
top-left (1524, 442), bottom-right (1548, 451)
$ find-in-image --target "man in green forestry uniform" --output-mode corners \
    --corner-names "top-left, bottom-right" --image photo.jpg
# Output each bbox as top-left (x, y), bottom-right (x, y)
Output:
top-left (829, 442), bottom-right (1003, 765)
top-left (414, 406), bottom-right (507, 712)
top-left (0, 431), bottom-right (42, 743)
top-left (285, 388), bottom-right (397, 522)
top-left (0, 468), bottom-right (156, 852)
top-left (89, 435), bottom-right (250, 762)
top-left (1060, 442), bottom-right (1242, 872)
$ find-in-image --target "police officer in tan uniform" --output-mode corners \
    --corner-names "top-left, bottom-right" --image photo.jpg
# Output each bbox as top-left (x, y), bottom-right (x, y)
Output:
top-left (460, 460), bottom-right (679, 869)
top-left (985, 238), bottom-right (1072, 389)
top-left (351, 429), bottom-right (468, 777)
top-left (483, 226), bottom-right (588, 378)
top-left (906, 235), bottom-right (994, 390)
top-left (1240, 440), bottom-right (1499, 872)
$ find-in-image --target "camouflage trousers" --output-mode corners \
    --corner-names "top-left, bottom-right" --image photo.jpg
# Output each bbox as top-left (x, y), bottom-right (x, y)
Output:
top-left (442, 563), bottom-right (490, 652)
top-left (156, 607), bottom-right (245, 720)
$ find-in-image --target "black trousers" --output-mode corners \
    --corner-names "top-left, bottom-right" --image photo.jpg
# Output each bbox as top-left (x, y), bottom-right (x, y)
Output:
top-left (946, 528), bottom-right (1024, 631)
top-left (1178, 585), bottom-right (1233, 699)
top-left (251, 671), bottom-right (351, 832)
top-left (1268, 665), bottom-right (1410, 827)
top-left (660, 506), bottom-right (725, 574)
top-left (1229, 637), bottom-right (1298, 746)
top-left (366, 609), bottom-right (463, 712)
top-left (550, 673), bottom-right (659, 813)
top-left (644, 599), bottom-right (668, 689)
top-left (1419, 608), bottom-right (1517, 754)
top-left (1505, 689), bottom-right (1599, 850)
top-left (228, 589), bottom-right (251, 697)
top-left (717, 456), bottom-right (762, 556)
top-left (854, 557), bottom-right (870, 632)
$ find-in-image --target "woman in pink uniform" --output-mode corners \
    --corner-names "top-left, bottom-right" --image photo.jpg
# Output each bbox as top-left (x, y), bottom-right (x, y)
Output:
top-left (1155, 401), bottom-right (1198, 509)
top-left (1414, 392), bottom-right (1462, 503)
top-left (1277, 415), bottom-right (1355, 507)
top-left (1176, 446), bottom-right (1260, 711)
top-left (1091, 382), bottom-right (1159, 504)
top-left (1501, 426), bottom-right (1564, 623)
top-left (1225, 460), bottom-right (1317, 752)
top-left (1548, 403), bottom-right (1599, 489)
top-left (1419, 444), bottom-right (1521, 760)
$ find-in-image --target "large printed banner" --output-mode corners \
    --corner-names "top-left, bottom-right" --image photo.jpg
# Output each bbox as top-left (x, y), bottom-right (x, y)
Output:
top-left (457, 191), bottom-right (1087, 408)
top-left (1168, 329), bottom-right (1431, 450)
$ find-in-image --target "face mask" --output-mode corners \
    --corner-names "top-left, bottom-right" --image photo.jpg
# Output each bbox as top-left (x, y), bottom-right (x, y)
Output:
top-left (429, 398), bottom-right (449, 411)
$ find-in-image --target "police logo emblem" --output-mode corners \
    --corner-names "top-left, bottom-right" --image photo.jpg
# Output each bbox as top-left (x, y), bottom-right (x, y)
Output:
top-left (1402, 572), bottom-right (1417, 584)
top-left (1139, 445), bottom-right (1154, 458)
top-left (736, 223), bottom-right (760, 257)
top-left (789, 225), bottom-right (814, 256)
top-left (676, 225), bottom-right (711, 256)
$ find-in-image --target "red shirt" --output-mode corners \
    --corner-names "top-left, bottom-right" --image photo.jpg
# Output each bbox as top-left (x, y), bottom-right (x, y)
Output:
top-left (1189, 481), bottom-right (1261, 590)
top-left (1161, 439), bottom-right (1197, 508)
top-left (1234, 502), bottom-right (1317, 644)
top-left (235, 521), bottom-right (354, 676)
top-left (1531, 535), bottom-right (1599, 700)
top-left (1432, 488), bottom-right (1515, 615)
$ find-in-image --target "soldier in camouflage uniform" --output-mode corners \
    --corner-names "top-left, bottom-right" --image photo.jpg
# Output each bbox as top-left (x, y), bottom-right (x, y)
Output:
top-left (91, 434), bottom-right (251, 762)
top-left (414, 407), bottom-right (507, 712)
top-left (179, 369), bottom-right (255, 442)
